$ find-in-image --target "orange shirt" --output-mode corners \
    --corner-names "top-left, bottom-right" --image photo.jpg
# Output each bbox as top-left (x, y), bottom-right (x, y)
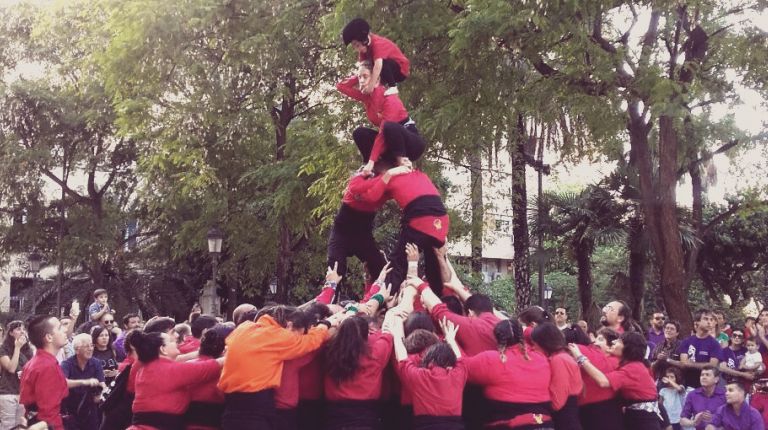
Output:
top-left (218, 315), bottom-right (329, 393)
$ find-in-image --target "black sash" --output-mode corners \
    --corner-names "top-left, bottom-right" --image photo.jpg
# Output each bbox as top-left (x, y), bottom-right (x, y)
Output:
top-left (402, 195), bottom-right (446, 222)
top-left (132, 411), bottom-right (185, 430)
top-left (183, 401), bottom-right (225, 427)
top-left (413, 415), bottom-right (464, 430)
top-left (326, 399), bottom-right (381, 430)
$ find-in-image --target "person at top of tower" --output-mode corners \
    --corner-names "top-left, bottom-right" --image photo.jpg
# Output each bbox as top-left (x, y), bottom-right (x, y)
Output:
top-left (337, 60), bottom-right (425, 177)
top-left (342, 18), bottom-right (410, 93)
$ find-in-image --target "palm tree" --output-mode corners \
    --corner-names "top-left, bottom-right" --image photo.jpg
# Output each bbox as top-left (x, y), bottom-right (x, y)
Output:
top-left (532, 184), bottom-right (628, 326)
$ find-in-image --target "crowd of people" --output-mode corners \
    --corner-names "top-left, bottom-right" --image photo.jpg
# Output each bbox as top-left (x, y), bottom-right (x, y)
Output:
top-left (2, 16), bottom-right (767, 430)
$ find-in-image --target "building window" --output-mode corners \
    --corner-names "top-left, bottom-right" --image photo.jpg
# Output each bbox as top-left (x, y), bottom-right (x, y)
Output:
top-left (495, 219), bottom-right (510, 232)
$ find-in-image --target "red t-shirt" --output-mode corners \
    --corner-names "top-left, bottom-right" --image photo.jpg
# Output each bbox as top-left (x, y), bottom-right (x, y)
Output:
top-left (324, 333), bottom-right (394, 401)
top-left (576, 344), bottom-right (618, 405)
top-left (336, 75), bottom-right (409, 161)
top-left (344, 173), bottom-right (390, 212)
top-left (19, 350), bottom-right (69, 429)
top-left (130, 357), bottom-right (220, 426)
top-left (605, 361), bottom-right (657, 401)
top-left (358, 33), bottom-right (411, 77)
top-left (465, 347), bottom-right (551, 403)
top-left (276, 351), bottom-right (318, 409)
top-left (397, 359), bottom-right (468, 416)
top-left (430, 303), bottom-right (499, 357)
top-left (178, 337), bottom-right (201, 354)
top-left (186, 355), bottom-right (224, 430)
top-left (298, 353), bottom-right (325, 401)
top-left (549, 351), bottom-right (583, 410)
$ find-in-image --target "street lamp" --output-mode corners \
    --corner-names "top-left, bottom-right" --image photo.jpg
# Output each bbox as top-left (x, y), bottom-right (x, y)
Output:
top-left (204, 227), bottom-right (224, 316)
top-left (269, 279), bottom-right (277, 296)
top-left (543, 283), bottom-right (553, 310)
top-left (28, 250), bottom-right (42, 314)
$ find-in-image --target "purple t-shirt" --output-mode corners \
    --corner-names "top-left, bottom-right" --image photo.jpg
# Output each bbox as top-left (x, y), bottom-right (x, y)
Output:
top-left (721, 347), bottom-right (747, 370)
top-left (678, 335), bottom-right (722, 387)
top-left (710, 403), bottom-right (765, 430)
top-left (647, 328), bottom-right (665, 349)
top-left (681, 386), bottom-right (726, 429)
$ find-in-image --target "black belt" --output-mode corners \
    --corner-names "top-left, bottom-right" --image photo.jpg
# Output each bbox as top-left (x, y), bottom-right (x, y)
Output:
top-left (132, 411), bottom-right (185, 430)
top-left (326, 399), bottom-right (381, 429)
top-left (413, 415), bottom-right (464, 430)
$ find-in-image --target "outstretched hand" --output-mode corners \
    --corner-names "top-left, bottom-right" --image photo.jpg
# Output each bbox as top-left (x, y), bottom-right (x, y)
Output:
top-left (326, 262), bottom-right (342, 284)
top-left (406, 243), bottom-right (419, 262)
top-left (376, 262), bottom-right (392, 284)
top-left (440, 317), bottom-right (459, 344)
top-left (361, 160), bottom-right (375, 177)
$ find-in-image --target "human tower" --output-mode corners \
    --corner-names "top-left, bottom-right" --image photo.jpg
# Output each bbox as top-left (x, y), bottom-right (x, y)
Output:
top-left (327, 18), bottom-right (450, 300)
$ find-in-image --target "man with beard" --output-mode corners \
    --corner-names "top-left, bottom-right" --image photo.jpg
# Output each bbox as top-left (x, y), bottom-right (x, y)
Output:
top-left (600, 300), bottom-right (636, 334)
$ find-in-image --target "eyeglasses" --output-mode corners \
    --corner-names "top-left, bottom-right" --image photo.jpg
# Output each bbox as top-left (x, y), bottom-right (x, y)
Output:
top-left (103, 320), bottom-right (114, 324)
top-left (732, 333), bottom-right (744, 338)
top-left (555, 311), bottom-right (566, 315)
top-left (654, 316), bottom-right (666, 320)
top-left (78, 344), bottom-right (94, 349)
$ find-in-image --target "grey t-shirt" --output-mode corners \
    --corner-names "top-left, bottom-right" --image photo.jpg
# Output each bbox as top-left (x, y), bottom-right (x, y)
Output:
top-left (0, 344), bottom-right (32, 395)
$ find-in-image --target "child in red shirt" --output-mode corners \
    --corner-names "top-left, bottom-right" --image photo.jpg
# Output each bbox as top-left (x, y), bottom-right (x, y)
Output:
top-left (342, 18), bottom-right (410, 91)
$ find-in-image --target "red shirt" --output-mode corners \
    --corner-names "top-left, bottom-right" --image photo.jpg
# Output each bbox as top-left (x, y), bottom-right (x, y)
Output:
top-left (178, 337), bottom-right (201, 354)
top-left (465, 347), bottom-right (551, 403)
top-left (358, 33), bottom-right (411, 77)
top-left (397, 359), bottom-right (468, 416)
top-left (336, 76), bottom-right (409, 162)
top-left (605, 361), bottom-right (657, 401)
top-left (129, 357), bottom-right (221, 430)
top-left (324, 333), bottom-right (394, 401)
top-left (750, 392), bottom-right (768, 424)
top-left (344, 173), bottom-right (390, 212)
top-left (576, 344), bottom-right (618, 405)
top-left (549, 351), bottom-right (583, 410)
top-left (298, 353), bottom-right (325, 401)
top-left (186, 355), bottom-right (224, 430)
top-left (276, 351), bottom-right (318, 409)
top-left (19, 350), bottom-right (69, 429)
top-left (430, 303), bottom-right (499, 356)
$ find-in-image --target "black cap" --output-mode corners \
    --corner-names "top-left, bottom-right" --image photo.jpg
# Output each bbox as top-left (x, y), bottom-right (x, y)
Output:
top-left (342, 18), bottom-right (370, 45)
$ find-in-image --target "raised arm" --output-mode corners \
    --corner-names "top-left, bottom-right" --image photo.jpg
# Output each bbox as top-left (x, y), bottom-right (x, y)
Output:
top-left (568, 343), bottom-right (610, 388)
top-left (440, 317), bottom-right (461, 359)
top-left (336, 75), bottom-right (365, 101)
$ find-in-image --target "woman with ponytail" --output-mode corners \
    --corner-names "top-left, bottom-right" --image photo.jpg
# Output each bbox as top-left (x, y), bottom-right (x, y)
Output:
top-left (531, 323), bottom-right (582, 430)
top-left (569, 331), bottom-right (661, 430)
top-left (464, 319), bottom-right (553, 429)
top-left (184, 324), bottom-right (233, 430)
top-left (324, 313), bottom-right (394, 430)
top-left (127, 330), bottom-right (223, 430)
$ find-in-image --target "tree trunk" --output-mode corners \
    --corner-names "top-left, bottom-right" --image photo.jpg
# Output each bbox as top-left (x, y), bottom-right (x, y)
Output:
top-left (511, 113), bottom-right (531, 312)
top-left (469, 147), bottom-right (484, 274)
top-left (272, 74), bottom-right (295, 303)
top-left (627, 217), bottom-right (647, 320)
top-left (575, 237), bottom-right (598, 326)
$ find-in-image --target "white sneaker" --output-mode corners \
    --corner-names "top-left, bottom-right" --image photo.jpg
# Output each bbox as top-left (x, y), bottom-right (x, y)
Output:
top-left (384, 87), bottom-right (399, 96)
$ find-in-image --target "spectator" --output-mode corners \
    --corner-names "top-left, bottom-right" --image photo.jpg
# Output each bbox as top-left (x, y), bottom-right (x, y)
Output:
top-left (750, 379), bottom-right (768, 426)
top-left (88, 289), bottom-right (113, 322)
top-left (19, 315), bottom-right (72, 429)
top-left (744, 317), bottom-right (757, 339)
top-left (651, 320), bottom-right (682, 382)
top-left (679, 366), bottom-right (726, 429)
top-left (554, 307), bottom-right (569, 331)
top-left (719, 328), bottom-right (754, 386)
top-left (600, 300), bottom-right (636, 334)
top-left (648, 311), bottom-right (666, 349)
top-left (114, 313), bottom-right (140, 358)
top-left (174, 324), bottom-right (191, 345)
top-left (0, 321), bottom-right (33, 430)
top-left (61, 333), bottom-right (105, 430)
top-left (58, 316), bottom-right (76, 363)
top-left (705, 381), bottom-right (764, 430)
top-left (669, 309), bottom-right (722, 388)
top-left (658, 367), bottom-right (693, 430)
top-left (91, 326), bottom-right (121, 386)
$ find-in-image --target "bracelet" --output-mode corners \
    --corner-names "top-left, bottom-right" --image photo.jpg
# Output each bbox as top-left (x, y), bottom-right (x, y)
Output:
top-left (371, 294), bottom-right (385, 306)
top-left (345, 305), bottom-right (359, 313)
top-left (408, 261), bottom-right (418, 268)
top-left (316, 320), bottom-right (332, 329)
top-left (576, 355), bottom-right (589, 366)
top-left (325, 280), bottom-right (338, 290)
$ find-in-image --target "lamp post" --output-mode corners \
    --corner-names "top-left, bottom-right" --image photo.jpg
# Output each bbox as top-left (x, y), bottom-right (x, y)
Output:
top-left (28, 250), bottom-right (42, 314)
top-left (543, 283), bottom-right (553, 311)
top-left (205, 227), bottom-right (224, 316)
top-left (269, 279), bottom-right (277, 296)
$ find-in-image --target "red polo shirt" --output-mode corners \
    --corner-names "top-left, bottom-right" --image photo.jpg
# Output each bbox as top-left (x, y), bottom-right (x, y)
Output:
top-left (324, 332), bottom-right (393, 401)
top-left (19, 349), bottom-right (68, 429)
top-left (397, 359), bottom-right (468, 416)
top-left (430, 303), bottom-right (499, 357)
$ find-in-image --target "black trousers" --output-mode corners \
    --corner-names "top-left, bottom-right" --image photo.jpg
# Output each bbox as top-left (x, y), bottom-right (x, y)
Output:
top-left (327, 223), bottom-right (386, 300)
top-left (578, 398), bottom-right (624, 430)
top-left (380, 58), bottom-right (407, 87)
top-left (623, 409), bottom-right (662, 430)
top-left (552, 396), bottom-right (581, 430)
top-left (222, 390), bottom-right (276, 430)
top-left (353, 123), bottom-right (426, 164)
top-left (386, 225), bottom-right (444, 296)
top-left (297, 399), bottom-right (324, 430)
